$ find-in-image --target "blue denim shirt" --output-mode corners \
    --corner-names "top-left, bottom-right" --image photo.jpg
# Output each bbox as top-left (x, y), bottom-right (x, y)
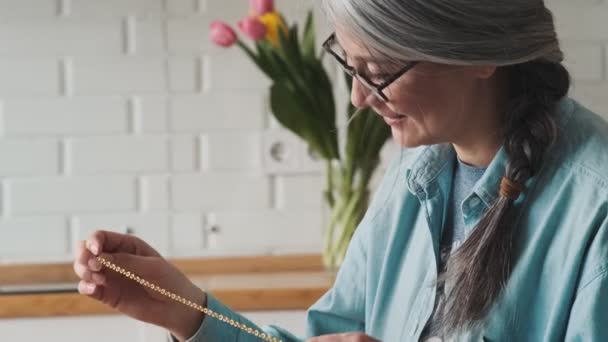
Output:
top-left (184, 97), bottom-right (608, 341)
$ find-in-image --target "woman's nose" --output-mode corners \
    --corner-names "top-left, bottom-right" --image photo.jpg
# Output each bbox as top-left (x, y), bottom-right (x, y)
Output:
top-left (350, 78), bottom-right (374, 109)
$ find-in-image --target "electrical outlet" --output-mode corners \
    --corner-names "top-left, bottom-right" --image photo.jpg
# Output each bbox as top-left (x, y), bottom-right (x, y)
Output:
top-left (261, 129), bottom-right (299, 174)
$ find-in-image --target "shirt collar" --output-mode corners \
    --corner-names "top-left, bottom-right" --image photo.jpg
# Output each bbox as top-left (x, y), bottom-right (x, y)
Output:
top-left (405, 144), bottom-right (454, 196)
top-left (404, 96), bottom-right (576, 206)
top-left (404, 142), bottom-right (506, 207)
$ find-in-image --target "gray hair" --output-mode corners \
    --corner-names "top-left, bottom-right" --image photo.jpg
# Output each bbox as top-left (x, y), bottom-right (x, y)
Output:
top-left (322, 0), bottom-right (563, 65)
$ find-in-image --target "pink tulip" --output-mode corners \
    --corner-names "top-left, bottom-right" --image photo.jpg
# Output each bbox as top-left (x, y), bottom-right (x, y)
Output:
top-left (249, 0), bottom-right (274, 15)
top-left (209, 21), bottom-right (237, 48)
top-left (238, 16), bottom-right (267, 41)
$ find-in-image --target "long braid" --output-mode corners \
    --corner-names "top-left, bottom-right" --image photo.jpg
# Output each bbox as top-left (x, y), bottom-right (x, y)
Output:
top-left (436, 60), bottom-right (571, 336)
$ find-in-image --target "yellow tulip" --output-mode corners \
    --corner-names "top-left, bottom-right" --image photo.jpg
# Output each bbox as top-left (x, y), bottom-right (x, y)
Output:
top-left (258, 11), bottom-right (288, 47)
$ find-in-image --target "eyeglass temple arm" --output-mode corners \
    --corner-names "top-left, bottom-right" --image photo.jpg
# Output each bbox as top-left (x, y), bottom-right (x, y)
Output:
top-left (378, 61), bottom-right (419, 90)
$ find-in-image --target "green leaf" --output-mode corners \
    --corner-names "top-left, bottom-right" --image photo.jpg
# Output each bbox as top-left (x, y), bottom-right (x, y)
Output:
top-left (263, 22), bottom-right (341, 161)
top-left (257, 41), bottom-right (294, 83)
top-left (302, 10), bottom-right (316, 61)
top-left (235, 40), bottom-right (270, 78)
top-left (278, 24), bottom-right (304, 71)
top-left (253, 42), bottom-right (277, 79)
top-left (342, 71), bottom-right (390, 186)
top-left (270, 82), bottom-right (329, 159)
top-left (305, 59), bottom-right (339, 159)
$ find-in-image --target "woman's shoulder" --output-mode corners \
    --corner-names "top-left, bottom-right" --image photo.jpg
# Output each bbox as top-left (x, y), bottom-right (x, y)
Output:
top-left (551, 97), bottom-right (608, 193)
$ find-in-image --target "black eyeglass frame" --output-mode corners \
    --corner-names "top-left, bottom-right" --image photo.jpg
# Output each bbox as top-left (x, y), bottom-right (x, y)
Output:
top-left (322, 32), bottom-right (419, 102)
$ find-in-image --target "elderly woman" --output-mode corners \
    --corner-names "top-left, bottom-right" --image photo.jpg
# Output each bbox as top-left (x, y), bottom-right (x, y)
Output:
top-left (74, 0), bottom-right (608, 341)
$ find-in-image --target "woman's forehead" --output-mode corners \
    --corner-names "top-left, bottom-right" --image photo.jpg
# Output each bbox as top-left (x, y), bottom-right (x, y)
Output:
top-left (335, 31), bottom-right (372, 60)
top-left (335, 30), bottom-right (394, 64)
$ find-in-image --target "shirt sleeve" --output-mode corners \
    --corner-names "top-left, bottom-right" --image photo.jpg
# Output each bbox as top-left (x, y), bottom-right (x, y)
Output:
top-left (565, 216), bottom-right (608, 341)
top-left (305, 213), bottom-right (369, 337)
top-left (171, 219), bottom-right (370, 341)
top-left (564, 269), bottom-right (608, 341)
top-left (169, 215), bottom-right (371, 342)
top-left (170, 293), bottom-right (303, 342)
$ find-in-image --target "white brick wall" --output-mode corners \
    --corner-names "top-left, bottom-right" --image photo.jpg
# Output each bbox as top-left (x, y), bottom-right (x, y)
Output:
top-left (0, 60), bottom-right (60, 95)
top-left (0, 0), bottom-right (58, 18)
top-left (0, 0), bottom-right (606, 262)
top-left (0, 139), bottom-right (60, 177)
top-left (72, 58), bottom-right (167, 94)
top-left (6, 176), bottom-right (136, 215)
top-left (3, 97), bottom-right (129, 136)
top-left (171, 173), bottom-right (270, 211)
top-left (67, 136), bottom-right (169, 174)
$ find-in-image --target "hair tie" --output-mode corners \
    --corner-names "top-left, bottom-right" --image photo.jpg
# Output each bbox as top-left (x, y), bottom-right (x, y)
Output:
top-left (500, 177), bottom-right (524, 200)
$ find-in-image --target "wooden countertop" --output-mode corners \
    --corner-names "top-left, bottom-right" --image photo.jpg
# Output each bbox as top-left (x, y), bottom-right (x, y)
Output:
top-left (0, 254), bottom-right (335, 319)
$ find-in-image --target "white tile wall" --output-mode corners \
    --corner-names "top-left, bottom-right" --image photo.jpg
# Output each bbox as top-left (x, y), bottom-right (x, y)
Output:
top-left (168, 57), bottom-right (201, 92)
top-left (72, 58), bottom-right (167, 94)
top-left (69, 0), bottom-right (163, 17)
top-left (3, 97), bottom-right (129, 136)
top-left (204, 130), bottom-right (262, 171)
top-left (0, 139), bottom-right (60, 177)
top-left (170, 212), bottom-right (206, 254)
top-left (6, 176), bottom-right (136, 216)
top-left (135, 96), bottom-right (168, 133)
top-left (165, 0), bottom-right (198, 17)
top-left (67, 136), bottom-right (169, 174)
top-left (139, 175), bottom-right (170, 211)
top-left (0, 217), bottom-right (68, 259)
top-left (210, 209), bottom-right (323, 254)
top-left (0, 0), bottom-right (606, 262)
top-left (170, 92), bottom-right (266, 131)
top-left (0, 0), bottom-right (58, 18)
top-left (171, 173), bottom-right (270, 211)
top-left (170, 134), bottom-right (198, 171)
top-left (0, 60), bottom-right (60, 95)
top-left (130, 16), bottom-right (165, 55)
top-left (562, 44), bottom-right (605, 81)
top-left (0, 20), bottom-right (124, 56)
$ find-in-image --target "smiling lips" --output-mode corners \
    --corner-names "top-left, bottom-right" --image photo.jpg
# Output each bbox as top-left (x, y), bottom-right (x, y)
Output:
top-left (382, 115), bottom-right (407, 126)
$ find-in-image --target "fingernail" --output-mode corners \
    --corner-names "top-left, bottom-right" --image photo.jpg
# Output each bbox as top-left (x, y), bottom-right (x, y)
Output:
top-left (88, 258), bottom-right (101, 271)
top-left (91, 244), bottom-right (99, 255)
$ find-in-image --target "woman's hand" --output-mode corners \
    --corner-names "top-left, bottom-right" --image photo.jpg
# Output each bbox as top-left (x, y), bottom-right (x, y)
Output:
top-left (307, 333), bottom-right (381, 342)
top-left (73, 230), bottom-right (205, 341)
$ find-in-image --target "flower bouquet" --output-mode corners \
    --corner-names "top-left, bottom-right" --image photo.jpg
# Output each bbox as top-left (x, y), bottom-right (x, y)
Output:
top-left (210, 0), bottom-right (391, 269)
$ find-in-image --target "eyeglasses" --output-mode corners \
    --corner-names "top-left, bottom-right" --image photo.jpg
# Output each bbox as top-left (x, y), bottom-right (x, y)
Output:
top-left (322, 33), bottom-right (418, 102)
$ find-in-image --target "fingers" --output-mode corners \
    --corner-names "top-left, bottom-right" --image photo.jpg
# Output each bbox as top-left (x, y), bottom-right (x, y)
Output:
top-left (87, 230), bottom-right (160, 257)
top-left (74, 240), bottom-right (90, 266)
top-left (78, 280), bottom-right (104, 301)
top-left (78, 280), bottom-right (96, 295)
top-left (96, 252), bottom-right (151, 277)
top-left (73, 240), bottom-right (106, 286)
top-left (74, 262), bottom-right (106, 284)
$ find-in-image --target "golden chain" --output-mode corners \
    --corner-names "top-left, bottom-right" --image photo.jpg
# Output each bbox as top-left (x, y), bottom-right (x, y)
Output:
top-left (96, 256), bottom-right (282, 342)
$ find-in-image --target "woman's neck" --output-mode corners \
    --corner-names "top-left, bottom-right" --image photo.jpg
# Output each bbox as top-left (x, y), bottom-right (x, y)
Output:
top-left (452, 76), bottom-right (506, 168)
top-left (453, 138), bottom-right (502, 168)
